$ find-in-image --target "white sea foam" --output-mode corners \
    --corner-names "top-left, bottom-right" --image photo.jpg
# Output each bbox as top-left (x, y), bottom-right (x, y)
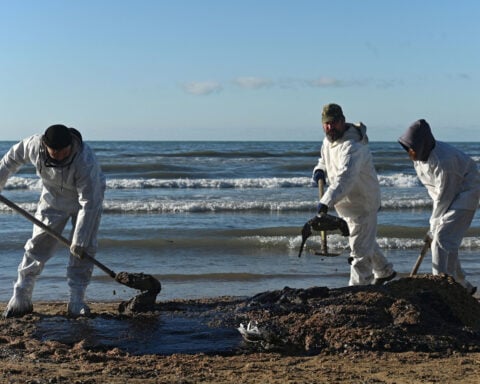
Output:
top-left (3, 174), bottom-right (423, 191)
top-left (246, 235), bottom-right (480, 250)
top-left (378, 173), bottom-right (419, 188)
top-left (3, 177), bottom-right (42, 190)
top-left (101, 199), bottom-right (315, 213)
top-left (102, 198), bottom-right (435, 212)
top-left (3, 176), bottom-right (311, 190)
top-left (381, 198), bottom-right (432, 209)
top-left (0, 198), bottom-right (434, 213)
top-left (106, 177), bottom-right (309, 189)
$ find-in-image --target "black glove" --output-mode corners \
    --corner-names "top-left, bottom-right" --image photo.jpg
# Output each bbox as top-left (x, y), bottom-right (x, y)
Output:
top-left (425, 232), bottom-right (433, 244)
top-left (312, 170), bottom-right (326, 186)
top-left (70, 244), bottom-right (89, 259)
top-left (317, 203), bottom-right (328, 214)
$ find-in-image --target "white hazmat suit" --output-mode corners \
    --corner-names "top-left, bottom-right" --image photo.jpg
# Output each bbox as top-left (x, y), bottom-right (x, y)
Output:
top-left (0, 129), bottom-right (105, 317)
top-left (313, 123), bottom-right (394, 285)
top-left (399, 119), bottom-right (480, 293)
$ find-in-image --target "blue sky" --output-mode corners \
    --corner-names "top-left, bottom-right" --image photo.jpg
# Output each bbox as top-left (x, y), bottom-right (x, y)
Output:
top-left (0, 0), bottom-right (478, 141)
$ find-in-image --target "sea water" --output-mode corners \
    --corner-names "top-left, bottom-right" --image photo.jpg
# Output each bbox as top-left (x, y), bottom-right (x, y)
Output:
top-left (0, 140), bottom-right (479, 303)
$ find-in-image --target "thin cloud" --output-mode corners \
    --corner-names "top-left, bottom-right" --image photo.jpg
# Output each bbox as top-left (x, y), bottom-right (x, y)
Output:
top-left (181, 75), bottom-right (398, 95)
top-left (308, 77), bottom-right (343, 87)
top-left (447, 73), bottom-right (470, 80)
top-left (182, 81), bottom-right (223, 95)
top-left (233, 76), bottom-right (273, 89)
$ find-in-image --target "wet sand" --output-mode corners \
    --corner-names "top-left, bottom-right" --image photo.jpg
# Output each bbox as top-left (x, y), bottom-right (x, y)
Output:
top-left (1, 275), bottom-right (480, 383)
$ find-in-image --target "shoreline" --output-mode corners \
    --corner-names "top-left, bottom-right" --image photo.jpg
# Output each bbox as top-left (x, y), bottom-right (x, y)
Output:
top-left (1, 302), bottom-right (480, 384)
top-left (2, 277), bottom-right (480, 383)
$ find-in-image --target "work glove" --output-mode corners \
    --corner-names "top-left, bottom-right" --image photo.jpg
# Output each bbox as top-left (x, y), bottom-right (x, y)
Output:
top-left (311, 170), bottom-right (326, 186)
top-left (70, 244), bottom-right (88, 259)
top-left (425, 231), bottom-right (433, 244)
top-left (317, 203), bottom-right (328, 214)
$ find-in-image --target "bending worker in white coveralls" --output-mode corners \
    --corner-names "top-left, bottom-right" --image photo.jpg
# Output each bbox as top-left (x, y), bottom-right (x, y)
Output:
top-left (312, 103), bottom-right (396, 286)
top-left (399, 119), bottom-right (480, 294)
top-left (0, 124), bottom-right (106, 318)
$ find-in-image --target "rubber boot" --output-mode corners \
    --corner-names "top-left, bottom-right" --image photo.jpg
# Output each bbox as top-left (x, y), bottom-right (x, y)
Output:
top-left (67, 285), bottom-right (91, 318)
top-left (3, 277), bottom-right (35, 318)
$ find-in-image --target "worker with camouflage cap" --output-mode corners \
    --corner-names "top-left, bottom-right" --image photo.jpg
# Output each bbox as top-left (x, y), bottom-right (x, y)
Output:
top-left (311, 103), bottom-right (396, 286)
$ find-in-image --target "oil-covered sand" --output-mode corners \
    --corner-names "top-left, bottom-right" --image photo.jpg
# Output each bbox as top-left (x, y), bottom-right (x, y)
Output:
top-left (1, 275), bottom-right (480, 383)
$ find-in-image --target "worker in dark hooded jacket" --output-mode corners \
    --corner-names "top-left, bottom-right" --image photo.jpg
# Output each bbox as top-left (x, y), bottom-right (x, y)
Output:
top-left (0, 124), bottom-right (106, 317)
top-left (399, 119), bottom-right (480, 294)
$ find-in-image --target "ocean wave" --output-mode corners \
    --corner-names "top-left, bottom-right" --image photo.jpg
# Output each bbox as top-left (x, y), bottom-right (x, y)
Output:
top-left (96, 230), bottom-right (480, 252)
top-left (3, 174), bottom-right (421, 191)
top-left (0, 198), bottom-right (437, 214)
top-left (101, 200), bottom-right (317, 213)
top-left (244, 234), bottom-right (480, 251)
top-left (378, 174), bottom-right (420, 188)
top-left (101, 199), bottom-right (438, 212)
top-left (381, 198), bottom-right (432, 209)
top-left (3, 177), bottom-right (42, 190)
top-left (107, 174), bottom-right (421, 190)
top-left (107, 177), bottom-right (308, 189)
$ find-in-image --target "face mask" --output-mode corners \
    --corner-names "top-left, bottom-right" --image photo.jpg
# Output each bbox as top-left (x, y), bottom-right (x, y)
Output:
top-left (42, 145), bottom-right (76, 168)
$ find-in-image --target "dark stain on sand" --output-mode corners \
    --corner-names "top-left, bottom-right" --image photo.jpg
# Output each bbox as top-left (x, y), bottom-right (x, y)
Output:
top-left (33, 314), bottom-right (240, 355)
top-left (27, 275), bottom-right (480, 356)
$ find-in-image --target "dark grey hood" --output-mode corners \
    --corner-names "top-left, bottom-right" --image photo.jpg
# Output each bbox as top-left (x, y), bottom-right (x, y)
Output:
top-left (398, 119), bottom-right (436, 162)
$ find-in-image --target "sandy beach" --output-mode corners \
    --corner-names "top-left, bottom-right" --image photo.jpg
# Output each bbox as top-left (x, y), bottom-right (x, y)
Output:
top-left (2, 275), bottom-right (480, 383)
top-left (1, 330), bottom-right (479, 384)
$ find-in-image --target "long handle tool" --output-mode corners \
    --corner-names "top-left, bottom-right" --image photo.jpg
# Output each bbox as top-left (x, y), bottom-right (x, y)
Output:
top-left (0, 194), bottom-right (161, 298)
top-left (410, 234), bottom-right (432, 276)
top-left (314, 179), bottom-right (341, 256)
top-left (318, 179), bottom-right (328, 254)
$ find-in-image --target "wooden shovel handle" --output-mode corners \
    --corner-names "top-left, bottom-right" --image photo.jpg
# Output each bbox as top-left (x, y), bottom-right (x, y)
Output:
top-left (318, 179), bottom-right (328, 253)
top-left (410, 235), bottom-right (432, 276)
top-left (0, 194), bottom-right (116, 279)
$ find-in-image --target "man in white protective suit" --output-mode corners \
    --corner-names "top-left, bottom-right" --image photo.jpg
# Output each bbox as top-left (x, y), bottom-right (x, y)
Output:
top-left (398, 119), bottom-right (480, 294)
top-left (0, 124), bottom-right (106, 318)
top-left (311, 103), bottom-right (396, 286)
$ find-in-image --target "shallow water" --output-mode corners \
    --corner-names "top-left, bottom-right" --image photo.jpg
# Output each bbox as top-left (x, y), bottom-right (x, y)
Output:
top-left (34, 314), bottom-right (241, 355)
top-left (0, 141), bottom-right (479, 303)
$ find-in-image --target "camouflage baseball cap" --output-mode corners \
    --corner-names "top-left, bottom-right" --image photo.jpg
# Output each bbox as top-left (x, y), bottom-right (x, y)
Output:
top-left (322, 103), bottom-right (344, 123)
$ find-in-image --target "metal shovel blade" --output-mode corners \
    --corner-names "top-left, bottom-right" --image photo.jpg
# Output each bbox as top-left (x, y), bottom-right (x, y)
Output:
top-left (115, 271), bottom-right (161, 293)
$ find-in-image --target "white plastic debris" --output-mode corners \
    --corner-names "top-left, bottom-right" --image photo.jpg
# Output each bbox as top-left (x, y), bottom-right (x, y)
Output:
top-left (237, 320), bottom-right (263, 343)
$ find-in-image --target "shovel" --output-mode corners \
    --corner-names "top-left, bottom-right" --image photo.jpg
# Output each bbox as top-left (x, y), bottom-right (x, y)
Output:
top-left (315, 179), bottom-right (342, 256)
top-left (297, 212), bottom-right (349, 258)
top-left (410, 234), bottom-right (432, 276)
top-left (0, 194), bottom-right (161, 312)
